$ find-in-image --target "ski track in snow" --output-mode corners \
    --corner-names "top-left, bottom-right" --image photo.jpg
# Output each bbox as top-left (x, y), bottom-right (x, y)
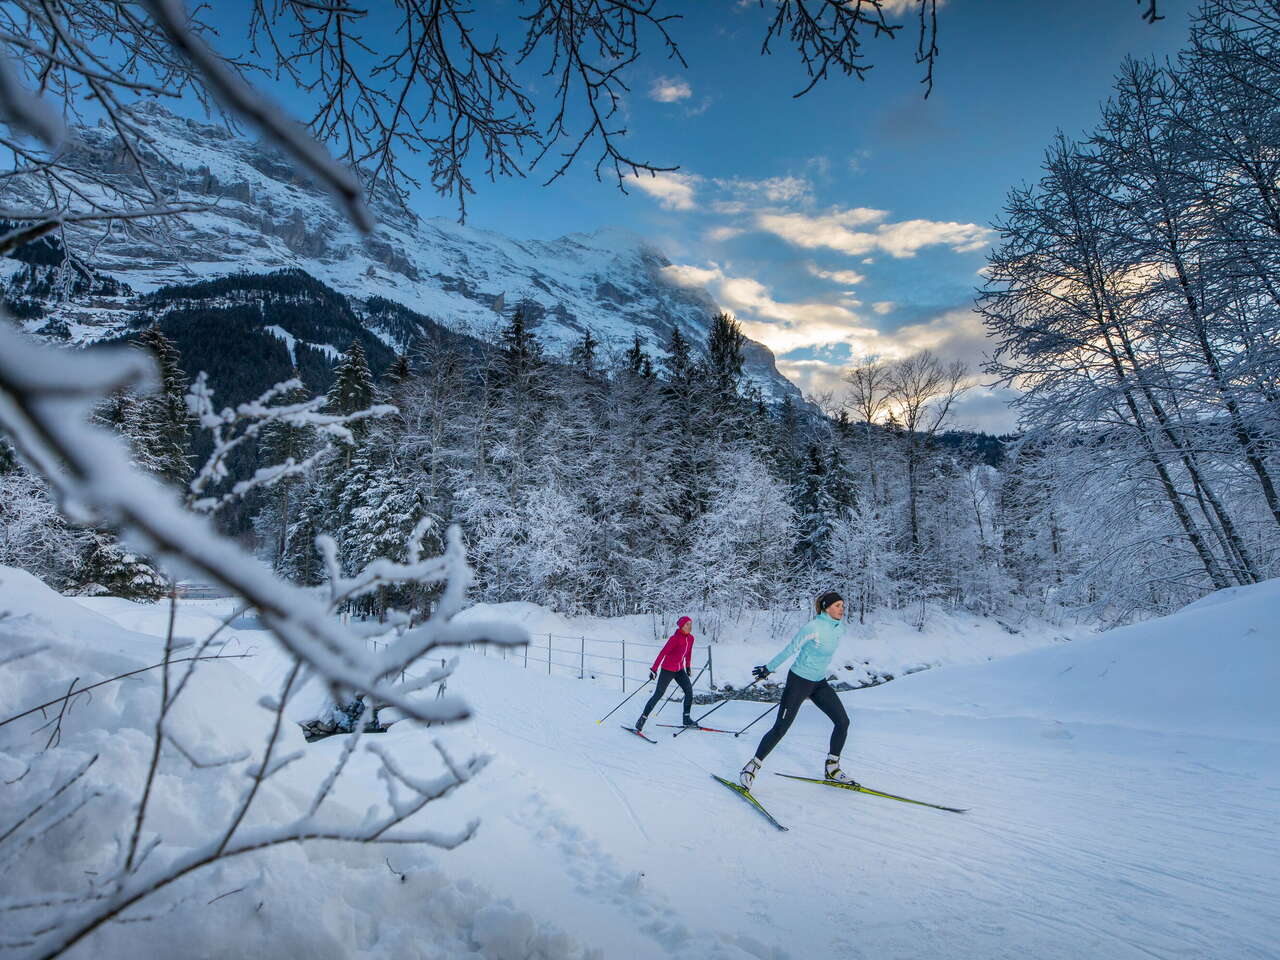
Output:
top-left (441, 656), bottom-right (1279, 960)
top-left (70, 595), bottom-right (1280, 960)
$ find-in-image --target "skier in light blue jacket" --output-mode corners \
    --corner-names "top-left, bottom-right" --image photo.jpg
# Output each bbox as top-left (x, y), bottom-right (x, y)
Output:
top-left (738, 591), bottom-right (856, 791)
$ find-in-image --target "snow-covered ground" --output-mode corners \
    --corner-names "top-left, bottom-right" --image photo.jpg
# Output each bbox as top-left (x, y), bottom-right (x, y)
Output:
top-left (2, 570), bottom-right (1276, 959)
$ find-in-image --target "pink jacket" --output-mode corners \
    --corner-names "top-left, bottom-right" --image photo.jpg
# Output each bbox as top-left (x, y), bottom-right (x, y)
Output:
top-left (652, 617), bottom-right (694, 673)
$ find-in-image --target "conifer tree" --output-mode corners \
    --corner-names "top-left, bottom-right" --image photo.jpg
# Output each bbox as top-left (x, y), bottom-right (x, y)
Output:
top-left (134, 325), bottom-right (193, 487)
top-left (661, 326), bottom-right (696, 383)
top-left (569, 328), bottom-right (600, 376)
top-left (327, 341), bottom-right (377, 442)
top-left (77, 531), bottom-right (168, 601)
top-left (706, 311), bottom-right (746, 405)
top-left (625, 334), bottom-right (646, 376)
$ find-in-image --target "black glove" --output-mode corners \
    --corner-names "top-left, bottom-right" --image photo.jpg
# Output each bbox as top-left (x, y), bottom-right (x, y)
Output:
top-left (752, 665), bottom-right (771, 681)
top-left (648, 669), bottom-right (656, 682)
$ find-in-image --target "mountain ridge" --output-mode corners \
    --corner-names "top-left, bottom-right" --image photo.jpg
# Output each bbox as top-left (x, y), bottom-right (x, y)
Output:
top-left (1, 102), bottom-right (800, 402)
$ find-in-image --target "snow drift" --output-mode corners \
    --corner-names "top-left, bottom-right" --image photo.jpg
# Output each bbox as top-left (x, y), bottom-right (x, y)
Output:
top-left (857, 577), bottom-right (1280, 742)
top-left (0, 566), bottom-right (589, 960)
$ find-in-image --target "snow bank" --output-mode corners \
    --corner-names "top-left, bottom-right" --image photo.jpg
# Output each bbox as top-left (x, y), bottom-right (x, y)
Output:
top-left (856, 577), bottom-right (1280, 742)
top-left (0, 567), bottom-right (590, 960)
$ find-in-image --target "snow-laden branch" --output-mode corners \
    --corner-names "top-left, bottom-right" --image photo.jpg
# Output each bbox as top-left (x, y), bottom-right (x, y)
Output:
top-left (185, 373), bottom-right (394, 513)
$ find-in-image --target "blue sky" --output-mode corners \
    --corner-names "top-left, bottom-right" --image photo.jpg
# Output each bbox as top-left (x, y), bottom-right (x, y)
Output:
top-left (304, 1), bottom-right (1201, 430)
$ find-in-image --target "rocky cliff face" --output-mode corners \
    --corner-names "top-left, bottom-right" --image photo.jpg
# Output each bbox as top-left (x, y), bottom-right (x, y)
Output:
top-left (1, 103), bottom-right (800, 402)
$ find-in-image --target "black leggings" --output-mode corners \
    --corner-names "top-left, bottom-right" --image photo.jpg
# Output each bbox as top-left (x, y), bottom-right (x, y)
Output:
top-left (640, 669), bottom-right (693, 718)
top-left (754, 671), bottom-right (849, 761)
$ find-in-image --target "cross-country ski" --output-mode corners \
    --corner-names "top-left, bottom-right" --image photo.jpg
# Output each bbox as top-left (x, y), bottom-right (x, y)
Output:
top-left (711, 774), bottom-right (789, 832)
top-left (620, 725), bottom-right (657, 744)
top-left (775, 774), bottom-right (969, 814)
top-left (656, 723), bottom-right (734, 734)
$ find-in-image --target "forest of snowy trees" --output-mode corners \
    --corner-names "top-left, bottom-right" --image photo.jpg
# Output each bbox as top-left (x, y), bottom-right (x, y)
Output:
top-left (981, 1), bottom-right (1280, 616)
top-left (1, 306), bottom-right (1012, 626)
top-left (3, 2), bottom-right (1280, 629)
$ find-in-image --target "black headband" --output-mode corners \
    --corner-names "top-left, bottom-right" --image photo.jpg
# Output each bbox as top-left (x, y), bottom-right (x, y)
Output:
top-left (817, 591), bottom-right (843, 611)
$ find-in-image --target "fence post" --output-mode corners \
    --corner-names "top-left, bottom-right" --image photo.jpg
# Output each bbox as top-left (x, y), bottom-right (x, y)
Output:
top-left (621, 637), bottom-right (626, 691)
top-left (524, 640), bottom-right (528, 668)
top-left (547, 634), bottom-right (552, 675)
top-left (707, 646), bottom-right (714, 691)
top-left (579, 636), bottom-right (585, 679)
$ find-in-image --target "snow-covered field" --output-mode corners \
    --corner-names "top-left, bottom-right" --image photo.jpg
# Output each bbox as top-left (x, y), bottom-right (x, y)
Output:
top-left (2, 569), bottom-right (1276, 959)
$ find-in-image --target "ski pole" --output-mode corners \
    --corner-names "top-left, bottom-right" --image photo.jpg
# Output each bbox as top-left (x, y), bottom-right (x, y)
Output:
top-left (596, 678), bottom-right (653, 725)
top-left (733, 701), bottom-right (779, 738)
top-left (652, 662), bottom-right (707, 720)
top-left (672, 676), bottom-right (763, 738)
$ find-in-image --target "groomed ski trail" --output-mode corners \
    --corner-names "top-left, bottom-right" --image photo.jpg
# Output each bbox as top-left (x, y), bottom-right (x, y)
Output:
top-left (96, 585), bottom-right (1276, 960)
top-left (426, 654), bottom-right (1279, 960)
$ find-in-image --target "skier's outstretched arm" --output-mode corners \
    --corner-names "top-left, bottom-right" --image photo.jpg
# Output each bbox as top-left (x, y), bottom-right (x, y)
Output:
top-left (762, 623), bottom-right (812, 676)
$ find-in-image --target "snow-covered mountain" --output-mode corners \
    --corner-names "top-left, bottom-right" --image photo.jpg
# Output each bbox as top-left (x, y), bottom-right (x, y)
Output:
top-left (2, 103), bottom-right (800, 401)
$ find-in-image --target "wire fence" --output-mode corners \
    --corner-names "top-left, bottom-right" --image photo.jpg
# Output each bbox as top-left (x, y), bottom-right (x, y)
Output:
top-left (467, 632), bottom-right (714, 692)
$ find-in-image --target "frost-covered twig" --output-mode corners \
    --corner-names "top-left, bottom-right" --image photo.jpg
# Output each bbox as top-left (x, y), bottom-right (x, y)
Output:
top-left (185, 373), bottom-right (393, 513)
top-left (0, 654), bottom-right (252, 731)
top-left (0, 754), bottom-right (96, 847)
top-left (138, 0), bottom-right (372, 232)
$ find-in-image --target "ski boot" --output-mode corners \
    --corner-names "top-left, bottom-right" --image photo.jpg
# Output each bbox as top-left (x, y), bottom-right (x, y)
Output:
top-left (682, 715), bottom-right (698, 728)
top-left (739, 758), bottom-right (762, 791)
top-left (634, 715), bottom-right (648, 733)
top-left (824, 754), bottom-right (860, 788)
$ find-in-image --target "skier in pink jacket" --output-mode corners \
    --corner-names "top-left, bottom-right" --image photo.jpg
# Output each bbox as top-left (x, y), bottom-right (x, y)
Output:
top-left (634, 616), bottom-right (696, 732)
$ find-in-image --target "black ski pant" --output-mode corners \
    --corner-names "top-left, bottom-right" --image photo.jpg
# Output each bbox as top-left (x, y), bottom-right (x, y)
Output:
top-left (640, 669), bottom-right (693, 720)
top-left (753, 671), bottom-right (849, 761)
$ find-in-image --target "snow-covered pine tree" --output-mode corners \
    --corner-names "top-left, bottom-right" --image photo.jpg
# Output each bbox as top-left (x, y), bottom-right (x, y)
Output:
top-left (568, 328), bottom-right (600, 377)
top-left (683, 445), bottom-right (797, 616)
top-left (133, 325), bottom-right (193, 487)
top-left (253, 372), bottom-right (318, 567)
top-left (327, 340), bottom-right (377, 448)
top-left (76, 530), bottom-right (168, 600)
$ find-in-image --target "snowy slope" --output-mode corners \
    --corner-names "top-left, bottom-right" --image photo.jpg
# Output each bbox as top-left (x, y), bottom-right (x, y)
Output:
top-left (854, 577), bottom-right (1280, 742)
top-left (0, 568), bottom-right (593, 960)
top-left (36, 575), bottom-right (1278, 959)
top-left (1, 103), bottom-right (799, 401)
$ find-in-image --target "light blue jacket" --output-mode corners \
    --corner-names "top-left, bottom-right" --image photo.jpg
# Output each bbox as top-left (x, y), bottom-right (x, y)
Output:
top-left (767, 612), bottom-right (845, 682)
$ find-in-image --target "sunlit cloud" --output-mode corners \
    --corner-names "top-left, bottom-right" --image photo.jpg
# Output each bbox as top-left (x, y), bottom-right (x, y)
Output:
top-left (877, 0), bottom-right (948, 14)
top-left (808, 264), bottom-right (867, 286)
top-left (649, 76), bottom-right (692, 102)
top-left (627, 171), bottom-right (700, 210)
top-left (872, 301), bottom-right (894, 315)
top-left (662, 262), bottom-right (877, 353)
top-left (756, 207), bottom-right (993, 258)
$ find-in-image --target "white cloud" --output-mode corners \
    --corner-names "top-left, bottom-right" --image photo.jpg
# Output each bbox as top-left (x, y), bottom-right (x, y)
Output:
top-left (628, 171), bottom-right (699, 211)
top-left (877, 0), bottom-right (948, 14)
top-left (756, 207), bottom-right (993, 259)
top-left (872, 301), bottom-right (894, 315)
top-left (649, 76), bottom-right (692, 102)
top-left (714, 175), bottom-right (814, 205)
top-left (706, 225), bottom-right (745, 242)
top-left (808, 264), bottom-right (867, 286)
